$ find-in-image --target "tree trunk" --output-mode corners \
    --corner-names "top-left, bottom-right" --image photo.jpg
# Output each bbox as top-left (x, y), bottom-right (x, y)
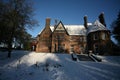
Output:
top-left (8, 50), bottom-right (11, 58)
top-left (7, 42), bottom-right (12, 58)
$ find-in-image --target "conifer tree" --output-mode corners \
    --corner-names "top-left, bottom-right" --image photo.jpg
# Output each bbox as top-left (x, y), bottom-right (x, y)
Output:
top-left (111, 11), bottom-right (120, 46)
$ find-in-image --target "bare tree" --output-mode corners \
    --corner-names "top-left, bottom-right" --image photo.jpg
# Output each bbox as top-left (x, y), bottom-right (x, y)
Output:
top-left (0, 0), bottom-right (38, 58)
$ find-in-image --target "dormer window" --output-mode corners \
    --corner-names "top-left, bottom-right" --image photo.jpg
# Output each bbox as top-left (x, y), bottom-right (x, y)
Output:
top-left (80, 37), bottom-right (83, 42)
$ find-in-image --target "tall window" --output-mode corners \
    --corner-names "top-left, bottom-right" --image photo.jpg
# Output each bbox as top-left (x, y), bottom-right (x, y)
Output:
top-left (62, 44), bottom-right (65, 52)
top-left (83, 36), bottom-right (86, 42)
top-left (54, 44), bottom-right (56, 52)
top-left (80, 45), bottom-right (84, 54)
top-left (102, 33), bottom-right (106, 40)
top-left (70, 45), bottom-right (74, 53)
top-left (58, 44), bottom-right (65, 53)
top-left (80, 37), bottom-right (82, 42)
top-left (58, 45), bottom-right (60, 52)
top-left (70, 36), bottom-right (73, 41)
top-left (93, 33), bottom-right (98, 40)
top-left (62, 44), bottom-right (65, 49)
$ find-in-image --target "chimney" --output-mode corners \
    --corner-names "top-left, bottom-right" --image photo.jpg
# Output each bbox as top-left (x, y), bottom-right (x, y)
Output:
top-left (84, 16), bottom-right (88, 29)
top-left (45, 18), bottom-right (51, 28)
top-left (99, 12), bottom-right (106, 27)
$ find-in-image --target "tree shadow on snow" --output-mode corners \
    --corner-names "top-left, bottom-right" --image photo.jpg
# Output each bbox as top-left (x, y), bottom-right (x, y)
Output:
top-left (0, 50), bottom-right (32, 66)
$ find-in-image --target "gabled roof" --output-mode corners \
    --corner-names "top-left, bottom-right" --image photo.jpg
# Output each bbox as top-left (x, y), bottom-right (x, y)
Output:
top-left (50, 21), bottom-right (86, 35)
top-left (52, 21), bottom-right (69, 35)
top-left (87, 20), bottom-right (108, 35)
top-left (37, 19), bottom-right (109, 37)
top-left (50, 21), bottom-right (86, 36)
top-left (50, 24), bottom-right (86, 36)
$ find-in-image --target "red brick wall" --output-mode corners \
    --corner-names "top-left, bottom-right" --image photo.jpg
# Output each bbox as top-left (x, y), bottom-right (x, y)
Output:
top-left (36, 28), bottom-right (87, 54)
top-left (36, 19), bottom-right (87, 54)
top-left (36, 18), bottom-right (52, 52)
top-left (51, 30), bottom-right (70, 53)
top-left (69, 35), bottom-right (86, 54)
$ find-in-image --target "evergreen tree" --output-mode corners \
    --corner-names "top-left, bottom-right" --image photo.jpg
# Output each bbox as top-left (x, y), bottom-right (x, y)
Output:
top-left (111, 11), bottom-right (120, 46)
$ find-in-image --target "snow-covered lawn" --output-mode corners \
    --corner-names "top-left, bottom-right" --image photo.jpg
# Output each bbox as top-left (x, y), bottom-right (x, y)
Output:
top-left (0, 50), bottom-right (120, 80)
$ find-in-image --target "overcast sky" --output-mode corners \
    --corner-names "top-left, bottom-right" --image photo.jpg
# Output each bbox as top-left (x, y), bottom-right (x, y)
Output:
top-left (27, 0), bottom-right (120, 37)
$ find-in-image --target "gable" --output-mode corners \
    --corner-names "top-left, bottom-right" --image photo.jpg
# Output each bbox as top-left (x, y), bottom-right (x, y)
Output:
top-left (87, 20), bottom-right (108, 35)
top-left (38, 24), bottom-right (52, 38)
top-left (55, 22), bottom-right (65, 31)
top-left (52, 21), bottom-right (69, 35)
top-left (50, 25), bottom-right (86, 36)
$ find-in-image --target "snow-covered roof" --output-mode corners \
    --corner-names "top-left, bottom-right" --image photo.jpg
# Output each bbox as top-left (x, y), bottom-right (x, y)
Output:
top-left (50, 25), bottom-right (86, 35)
top-left (87, 20), bottom-right (108, 35)
top-left (37, 20), bottom-right (108, 36)
top-left (65, 25), bottom-right (86, 35)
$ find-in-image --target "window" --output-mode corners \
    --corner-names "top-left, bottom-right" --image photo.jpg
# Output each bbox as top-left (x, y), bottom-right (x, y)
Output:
top-left (80, 37), bottom-right (82, 42)
top-left (80, 45), bottom-right (84, 54)
top-left (62, 44), bottom-right (65, 52)
top-left (62, 44), bottom-right (65, 48)
top-left (93, 33), bottom-right (98, 40)
top-left (80, 37), bottom-right (86, 42)
top-left (58, 44), bottom-right (65, 53)
top-left (54, 44), bottom-right (56, 52)
top-left (83, 37), bottom-right (86, 42)
top-left (70, 45), bottom-right (74, 53)
top-left (102, 33), bottom-right (106, 40)
top-left (56, 35), bottom-right (64, 40)
top-left (70, 36), bottom-right (73, 41)
top-left (60, 36), bottom-right (64, 39)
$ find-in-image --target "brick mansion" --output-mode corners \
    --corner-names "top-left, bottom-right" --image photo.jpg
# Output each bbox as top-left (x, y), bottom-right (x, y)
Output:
top-left (35, 13), bottom-right (111, 55)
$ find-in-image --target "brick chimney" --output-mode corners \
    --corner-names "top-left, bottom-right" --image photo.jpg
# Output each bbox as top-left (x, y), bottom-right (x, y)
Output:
top-left (84, 16), bottom-right (88, 29)
top-left (45, 18), bottom-right (51, 28)
top-left (99, 12), bottom-right (106, 27)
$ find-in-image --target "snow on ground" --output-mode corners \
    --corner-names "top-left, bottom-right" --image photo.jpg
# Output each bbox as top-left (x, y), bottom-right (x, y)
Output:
top-left (98, 56), bottom-right (120, 65)
top-left (0, 50), bottom-right (120, 80)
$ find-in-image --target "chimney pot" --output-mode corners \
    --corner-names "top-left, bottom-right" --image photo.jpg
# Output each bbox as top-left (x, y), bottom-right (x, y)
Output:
top-left (99, 12), bottom-right (106, 27)
top-left (84, 16), bottom-right (88, 29)
top-left (45, 18), bottom-right (51, 27)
